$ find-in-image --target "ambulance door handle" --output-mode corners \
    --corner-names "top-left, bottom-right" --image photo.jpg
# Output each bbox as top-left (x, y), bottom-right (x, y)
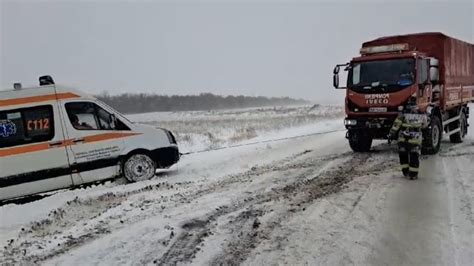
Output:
top-left (49, 141), bottom-right (63, 147)
top-left (73, 138), bottom-right (85, 144)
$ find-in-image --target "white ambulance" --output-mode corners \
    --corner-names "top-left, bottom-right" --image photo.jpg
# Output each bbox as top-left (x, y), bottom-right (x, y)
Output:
top-left (0, 76), bottom-right (180, 201)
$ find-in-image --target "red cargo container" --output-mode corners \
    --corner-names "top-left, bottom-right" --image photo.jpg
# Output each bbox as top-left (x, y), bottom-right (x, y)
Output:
top-left (333, 32), bottom-right (474, 154)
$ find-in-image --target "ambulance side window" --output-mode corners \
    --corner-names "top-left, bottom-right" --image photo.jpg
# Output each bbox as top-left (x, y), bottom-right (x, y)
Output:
top-left (95, 105), bottom-right (130, 131)
top-left (0, 105), bottom-right (55, 148)
top-left (96, 106), bottom-right (116, 130)
top-left (65, 102), bottom-right (130, 131)
top-left (65, 102), bottom-right (100, 130)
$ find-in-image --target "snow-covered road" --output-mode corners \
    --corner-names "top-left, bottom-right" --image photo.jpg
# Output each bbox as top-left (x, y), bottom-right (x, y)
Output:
top-left (1, 108), bottom-right (473, 265)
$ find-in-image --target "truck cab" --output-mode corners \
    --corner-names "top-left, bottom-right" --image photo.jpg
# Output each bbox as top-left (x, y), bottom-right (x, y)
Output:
top-left (333, 33), bottom-right (474, 153)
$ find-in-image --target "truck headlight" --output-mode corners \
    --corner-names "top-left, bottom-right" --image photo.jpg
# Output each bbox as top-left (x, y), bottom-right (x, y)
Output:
top-left (398, 106), bottom-right (404, 111)
top-left (344, 119), bottom-right (357, 126)
top-left (426, 106), bottom-right (433, 115)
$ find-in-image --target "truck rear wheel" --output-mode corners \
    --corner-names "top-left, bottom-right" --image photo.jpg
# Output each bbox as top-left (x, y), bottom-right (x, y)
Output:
top-left (449, 111), bottom-right (467, 143)
top-left (348, 130), bottom-right (372, 152)
top-left (422, 116), bottom-right (442, 155)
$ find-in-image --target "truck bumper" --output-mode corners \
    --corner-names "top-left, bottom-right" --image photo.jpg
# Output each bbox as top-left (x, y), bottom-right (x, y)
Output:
top-left (344, 117), bottom-right (394, 139)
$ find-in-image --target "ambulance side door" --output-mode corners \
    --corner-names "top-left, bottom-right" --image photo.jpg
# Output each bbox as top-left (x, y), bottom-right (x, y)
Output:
top-left (0, 102), bottom-right (73, 200)
top-left (60, 100), bottom-right (129, 185)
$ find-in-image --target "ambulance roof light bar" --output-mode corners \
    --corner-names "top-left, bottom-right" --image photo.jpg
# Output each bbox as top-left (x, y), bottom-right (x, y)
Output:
top-left (39, 75), bottom-right (55, 86)
top-left (360, 43), bottom-right (409, 55)
top-left (13, 83), bottom-right (22, 90)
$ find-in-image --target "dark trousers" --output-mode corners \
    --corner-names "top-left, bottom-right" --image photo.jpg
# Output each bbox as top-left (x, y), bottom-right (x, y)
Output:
top-left (398, 142), bottom-right (420, 178)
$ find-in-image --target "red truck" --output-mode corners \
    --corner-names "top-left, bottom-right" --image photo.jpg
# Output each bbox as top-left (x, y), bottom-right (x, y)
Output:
top-left (333, 32), bottom-right (474, 154)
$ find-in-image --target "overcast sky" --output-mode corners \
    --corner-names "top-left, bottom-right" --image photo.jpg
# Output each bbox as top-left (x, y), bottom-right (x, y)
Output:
top-left (1, 0), bottom-right (473, 103)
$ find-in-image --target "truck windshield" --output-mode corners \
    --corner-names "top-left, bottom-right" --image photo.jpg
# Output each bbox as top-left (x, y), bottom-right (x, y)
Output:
top-left (348, 58), bottom-right (415, 93)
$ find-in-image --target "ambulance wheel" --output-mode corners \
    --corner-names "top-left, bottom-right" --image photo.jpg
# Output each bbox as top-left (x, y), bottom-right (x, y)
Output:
top-left (348, 130), bottom-right (372, 152)
top-left (449, 111), bottom-right (467, 143)
top-left (422, 116), bottom-right (442, 155)
top-left (123, 153), bottom-right (157, 182)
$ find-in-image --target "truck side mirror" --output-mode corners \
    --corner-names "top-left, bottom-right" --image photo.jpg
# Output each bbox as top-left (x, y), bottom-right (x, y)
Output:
top-left (429, 57), bottom-right (439, 83)
top-left (418, 59), bottom-right (430, 85)
top-left (429, 57), bottom-right (439, 67)
top-left (333, 63), bottom-right (349, 89)
top-left (333, 74), bottom-right (339, 88)
top-left (430, 66), bottom-right (439, 83)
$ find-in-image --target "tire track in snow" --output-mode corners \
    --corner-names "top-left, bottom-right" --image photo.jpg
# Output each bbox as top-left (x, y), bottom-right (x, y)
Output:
top-left (209, 153), bottom-right (377, 265)
top-left (155, 151), bottom-right (394, 265)
top-left (1, 150), bottom-right (338, 264)
top-left (1, 182), bottom-right (185, 264)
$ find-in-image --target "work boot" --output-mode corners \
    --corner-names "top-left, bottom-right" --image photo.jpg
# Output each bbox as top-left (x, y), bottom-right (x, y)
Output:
top-left (402, 168), bottom-right (409, 177)
top-left (408, 171), bottom-right (418, 180)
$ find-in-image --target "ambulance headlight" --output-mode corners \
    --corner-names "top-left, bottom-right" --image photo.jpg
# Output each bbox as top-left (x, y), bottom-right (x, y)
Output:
top-left (344, 119), bottom-right (357, 126)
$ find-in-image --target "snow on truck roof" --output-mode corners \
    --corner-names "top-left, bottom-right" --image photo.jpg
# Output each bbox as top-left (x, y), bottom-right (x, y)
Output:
top-left (363, 32), bottom-right (473, 47)
top-left (371, 32), bottom-right (448, 41)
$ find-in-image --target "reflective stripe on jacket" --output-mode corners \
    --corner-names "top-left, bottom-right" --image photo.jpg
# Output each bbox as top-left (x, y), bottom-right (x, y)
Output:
top-left (390, 112), bottom-right (427, 146)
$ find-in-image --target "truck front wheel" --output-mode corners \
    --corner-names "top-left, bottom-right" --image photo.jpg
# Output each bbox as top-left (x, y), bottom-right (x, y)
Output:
top-left (348, 130), bottom-right (372, 152)
top-left (422, 116), bottom-right (442, 155)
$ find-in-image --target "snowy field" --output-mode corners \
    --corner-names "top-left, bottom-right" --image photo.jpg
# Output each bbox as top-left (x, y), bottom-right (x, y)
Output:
top-left (127, 105), bottom-right (344, 153)
top-left (1, 104), bottom-right (473, 265)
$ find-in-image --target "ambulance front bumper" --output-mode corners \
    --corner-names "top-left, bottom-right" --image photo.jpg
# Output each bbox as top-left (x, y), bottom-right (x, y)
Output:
top-left (150, 146), bottom-right (180, 168)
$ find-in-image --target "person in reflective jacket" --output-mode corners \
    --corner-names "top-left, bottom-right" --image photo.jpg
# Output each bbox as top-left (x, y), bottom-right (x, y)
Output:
top-left (388, 97), bottom-right (427, 180)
